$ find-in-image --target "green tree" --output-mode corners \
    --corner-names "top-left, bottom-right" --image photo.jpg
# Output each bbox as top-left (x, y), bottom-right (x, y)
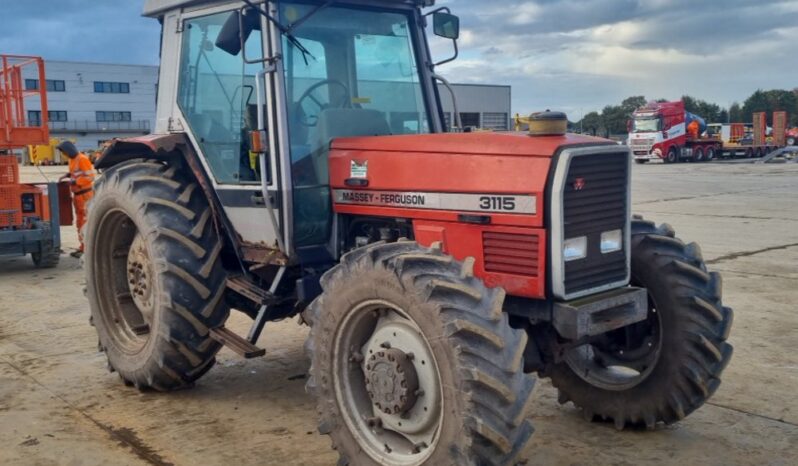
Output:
top-left (621, 96), bottom-right (646, 114)
top-left (601, 105), bottom-right (628, 136)
top-left (729, 102), bottom-right (744, 123)
top-left (581, 111), bottom-right (602, 136)
top-left (742, 89), bottom-right (798, 125)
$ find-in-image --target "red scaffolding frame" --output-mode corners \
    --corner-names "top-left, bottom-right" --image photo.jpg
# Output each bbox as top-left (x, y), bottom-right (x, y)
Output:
top-left (0, 54), bottom-right (49, 150)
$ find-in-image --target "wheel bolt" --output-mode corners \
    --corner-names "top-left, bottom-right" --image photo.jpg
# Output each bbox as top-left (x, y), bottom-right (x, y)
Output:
top-left (380, 341), bottom-right (391, 349)
top-left (412, 442), bottom-right (428, 454)
top-left (415, 389), bottom-right (425, 397)
top-left (406, 352), bottom-right (415, 361)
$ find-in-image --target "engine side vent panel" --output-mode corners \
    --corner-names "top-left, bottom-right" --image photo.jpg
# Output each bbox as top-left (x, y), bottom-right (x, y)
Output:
top-left (483, 232), bottom-right (540, 277)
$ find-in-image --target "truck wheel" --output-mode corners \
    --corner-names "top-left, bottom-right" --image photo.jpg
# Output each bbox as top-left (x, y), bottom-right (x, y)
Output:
top-left (694, 147), bottom-right (705, 162)
top-left (705, 147), bottom-right (716, 162)
top-left (31, 223), bottom-right (60, 268)
top-left (745, 148), bottom-right (754, 158)
top-left (548, 217), bottom-right (733, 430)
top-left (665, 147), bottom-right (678, 164)
top-left (788, 137), bottom-right (796, 146)
top-left (634, 159), bottom-right (648, 165)
top-left (84, 160), bottom-right (229, 391)
top-left (306, 241), bottom-right (535, 466)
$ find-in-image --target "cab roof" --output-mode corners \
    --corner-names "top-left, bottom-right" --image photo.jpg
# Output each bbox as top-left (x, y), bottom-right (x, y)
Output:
top-left (143, 0), bottom-right (434, 18)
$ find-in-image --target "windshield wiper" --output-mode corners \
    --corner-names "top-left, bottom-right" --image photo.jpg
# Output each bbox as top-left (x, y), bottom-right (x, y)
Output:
top-left (241, 0), bottom-right (335, 65)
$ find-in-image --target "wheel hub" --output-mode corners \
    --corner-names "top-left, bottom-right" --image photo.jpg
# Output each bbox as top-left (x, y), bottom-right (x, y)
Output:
top-left (127, 234), bottom-right (154, 320)
top-left (365, 348), bottom-right (419, 415)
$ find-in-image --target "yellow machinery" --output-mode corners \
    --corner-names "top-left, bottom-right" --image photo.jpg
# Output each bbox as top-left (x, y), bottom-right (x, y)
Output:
top-left (28, 138), bottom-right (73, 165)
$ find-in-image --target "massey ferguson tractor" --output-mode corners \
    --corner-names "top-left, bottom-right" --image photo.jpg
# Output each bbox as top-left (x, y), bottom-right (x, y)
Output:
top-left (85, 1), bottom-right (734, 464)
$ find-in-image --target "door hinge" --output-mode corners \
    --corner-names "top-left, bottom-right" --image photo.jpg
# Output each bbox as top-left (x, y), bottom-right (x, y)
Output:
top-left (168, 117), bottom-right (184, 133)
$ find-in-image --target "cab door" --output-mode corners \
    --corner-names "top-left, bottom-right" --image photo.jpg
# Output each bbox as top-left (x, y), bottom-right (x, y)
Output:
top-left (175, 6), bottom-right (284, 254)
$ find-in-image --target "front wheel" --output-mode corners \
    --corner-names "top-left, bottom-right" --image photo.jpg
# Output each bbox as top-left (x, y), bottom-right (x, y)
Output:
top-left (665, 147), bottom-right (679, 164)
top-left (548, 217), bottom-right (733, 429)
top-left (306, 241), bottom-right (535, 466)
top-left (788, 137), bottom-right (796, 146)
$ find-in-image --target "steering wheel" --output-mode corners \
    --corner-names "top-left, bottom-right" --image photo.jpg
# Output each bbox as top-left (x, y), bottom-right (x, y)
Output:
top-left (297, 79), bottom-right (352, 127)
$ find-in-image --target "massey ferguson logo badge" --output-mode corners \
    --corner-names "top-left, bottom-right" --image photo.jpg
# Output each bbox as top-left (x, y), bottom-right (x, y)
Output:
top-left (573, 177), bottom-right (586, 191)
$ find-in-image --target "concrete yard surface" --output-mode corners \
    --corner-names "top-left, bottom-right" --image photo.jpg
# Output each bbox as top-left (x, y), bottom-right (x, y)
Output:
top-left (2, 162), bottom-right (797, 465)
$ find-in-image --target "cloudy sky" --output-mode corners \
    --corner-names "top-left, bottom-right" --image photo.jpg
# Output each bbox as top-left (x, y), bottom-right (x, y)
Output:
top-left (2, 0), bottom-right (796, 118)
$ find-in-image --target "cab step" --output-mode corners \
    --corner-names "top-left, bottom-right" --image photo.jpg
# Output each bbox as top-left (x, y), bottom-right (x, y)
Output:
top-left (209, 326), bottom-right (266, 359)
top-left (226, 275), bottom-right (275, 306)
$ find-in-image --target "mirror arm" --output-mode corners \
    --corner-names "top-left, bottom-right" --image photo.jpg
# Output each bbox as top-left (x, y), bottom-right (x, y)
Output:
top-left (433, 73), bottom-right (462, 132)
top-left (434, 37), bottom-right (458, 67)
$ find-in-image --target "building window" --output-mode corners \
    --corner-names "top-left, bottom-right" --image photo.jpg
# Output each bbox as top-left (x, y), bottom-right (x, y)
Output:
top-left (460, 112), bottom-right (481, 128)
top-left (28, 110), bottom-right (41, 126)
top-left (27, 110), bottom-right (68, 124)
top-left (94, 81), bottom-right (130, 94)
top-left (25, 79), bottom-right (65, 92)
top-left (49, 111), bottom-right (68, 122)
top-left (483, 113), bottom-right (509, 131)
top-left (96, 111), bottom-right (132, 122)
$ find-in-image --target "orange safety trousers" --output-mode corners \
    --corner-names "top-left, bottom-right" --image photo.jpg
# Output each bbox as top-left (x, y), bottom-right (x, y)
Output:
top-left (74, 191), bottom-right (93, 252)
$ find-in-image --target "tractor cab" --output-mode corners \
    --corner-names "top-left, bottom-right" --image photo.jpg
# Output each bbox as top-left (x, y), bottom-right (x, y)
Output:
top-left (138, 0), bottom-right (459, 261)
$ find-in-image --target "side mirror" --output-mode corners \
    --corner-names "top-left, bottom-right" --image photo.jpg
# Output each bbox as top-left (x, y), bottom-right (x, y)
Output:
top-left (216, 8), bottom-right (261, 56)
top-left (433, 12), bottom-right (460, 40)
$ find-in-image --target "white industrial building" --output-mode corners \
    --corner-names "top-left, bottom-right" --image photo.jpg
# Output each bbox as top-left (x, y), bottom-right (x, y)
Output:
top-left (22, 60), bottom-right (510, 153)
top-left (22, 60), bottom-right (158, 152)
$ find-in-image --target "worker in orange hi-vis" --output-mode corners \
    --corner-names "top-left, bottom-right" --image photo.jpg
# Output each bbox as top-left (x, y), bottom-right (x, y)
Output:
top-left (57, 141), bottom-right (96, 258)
top-left (687, 119), bottom-right (700, 140)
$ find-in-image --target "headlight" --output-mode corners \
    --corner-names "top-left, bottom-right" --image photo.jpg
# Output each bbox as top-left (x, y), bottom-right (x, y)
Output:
top-left (563, 236), bottom-right (587, 262)
top-left (601, 229), bottom-right (623, 254)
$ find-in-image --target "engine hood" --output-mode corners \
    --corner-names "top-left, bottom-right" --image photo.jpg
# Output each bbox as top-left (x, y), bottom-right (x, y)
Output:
top-left (331, 131), bottom-right (611, 158)
top-left (328, 131), bottom-right (618, 230)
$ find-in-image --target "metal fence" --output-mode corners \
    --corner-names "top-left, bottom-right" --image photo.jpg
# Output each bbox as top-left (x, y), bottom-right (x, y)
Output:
top-left (46, 120), bottom-right (151, 133)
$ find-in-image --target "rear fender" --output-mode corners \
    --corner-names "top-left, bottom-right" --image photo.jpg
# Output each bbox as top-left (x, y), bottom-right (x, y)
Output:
top-left (95, 133), bottom-right (248, 273)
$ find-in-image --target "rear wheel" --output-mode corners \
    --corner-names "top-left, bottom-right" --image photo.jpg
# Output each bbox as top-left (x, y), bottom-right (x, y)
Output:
top-left (306, 241), bottom-right (535, 466)
top-left (705, 146), bottom-right (716, 162)
top-left (745, 148), bottom-right (754, 158)
top-left (548, 218), bottom-right (733, 429)
top-left (788, 137), bottom-right (796, 146)
top-left (634, 159), bottom-right (648, 165)
top-left (85, 160), bottom-right (229, 390)
top-left (694, 147), bottom-right (705, 162)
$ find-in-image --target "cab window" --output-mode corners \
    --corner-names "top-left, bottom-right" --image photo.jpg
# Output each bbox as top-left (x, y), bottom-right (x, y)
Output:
top-left (177, 11), bottom-right (264, 184)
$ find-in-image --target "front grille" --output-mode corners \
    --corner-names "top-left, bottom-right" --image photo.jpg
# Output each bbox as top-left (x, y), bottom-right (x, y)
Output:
top-left (483, 232), bottom-right (539, 276)
top-left (630, 138), bottom-right (654, 152)
top-left (563, 152), bottom-right (629, 296)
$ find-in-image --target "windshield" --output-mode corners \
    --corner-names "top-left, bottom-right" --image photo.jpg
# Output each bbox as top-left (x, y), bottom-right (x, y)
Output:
top-left (280, 2), bottom-right (430, 247)
top-left (633, 117), bottom-right (661, 133)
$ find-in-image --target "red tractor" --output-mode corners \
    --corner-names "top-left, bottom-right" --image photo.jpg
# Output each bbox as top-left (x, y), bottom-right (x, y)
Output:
top-left (85, 1), bottom-right (734, 464)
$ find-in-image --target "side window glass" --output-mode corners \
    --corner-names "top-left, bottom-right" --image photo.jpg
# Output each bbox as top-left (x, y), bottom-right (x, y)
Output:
top-left (178, 12), bottom-right (263, 184)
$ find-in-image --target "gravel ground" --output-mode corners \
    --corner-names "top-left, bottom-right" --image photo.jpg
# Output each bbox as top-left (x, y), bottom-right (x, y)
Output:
top-left (1, 162), bottom-right (797, 465)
